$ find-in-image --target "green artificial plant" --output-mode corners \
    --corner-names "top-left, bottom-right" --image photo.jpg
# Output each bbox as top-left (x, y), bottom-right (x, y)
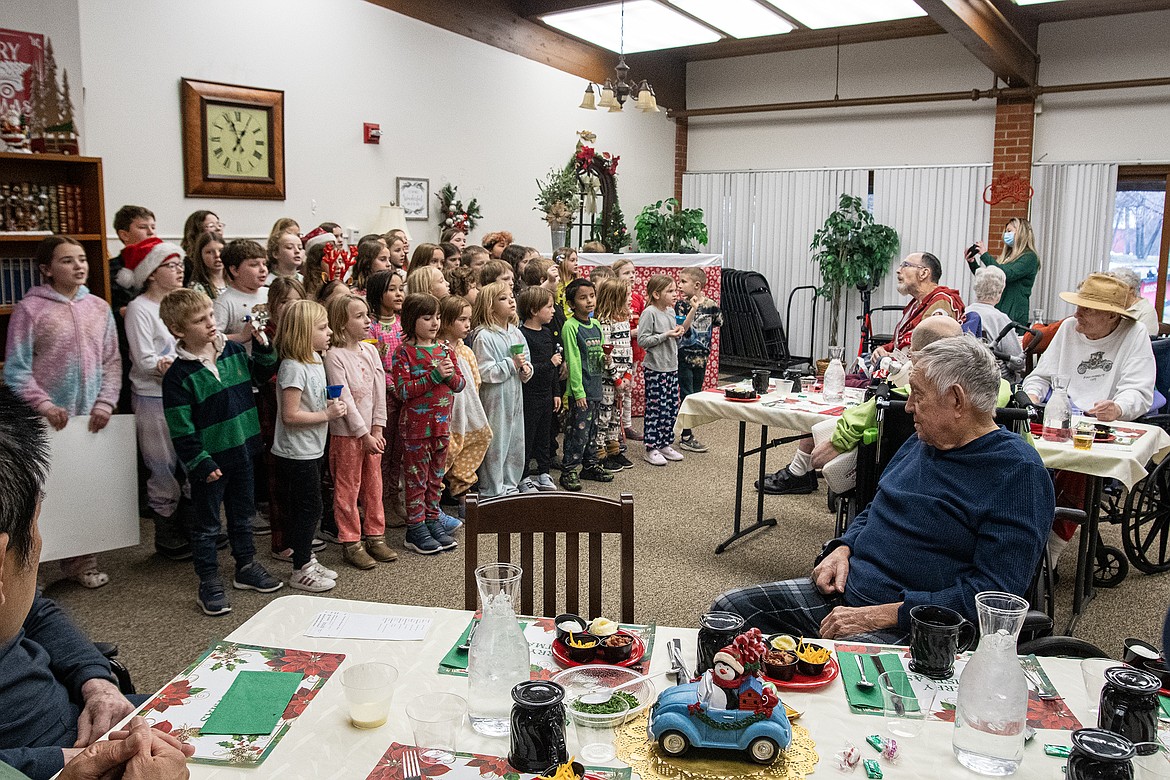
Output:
top-left (810, 193), bottom-right (901, 347)
top-left (633, 198), bottom-right (708, 253)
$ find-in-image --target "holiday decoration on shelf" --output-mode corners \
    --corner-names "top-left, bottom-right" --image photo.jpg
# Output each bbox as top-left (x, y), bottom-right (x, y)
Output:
top-left (436, 183), bottom-right (482, 235)
top-left (322, 243), bottom-right (358, 283)
top-left (4, 33), bottom-right (80, 154)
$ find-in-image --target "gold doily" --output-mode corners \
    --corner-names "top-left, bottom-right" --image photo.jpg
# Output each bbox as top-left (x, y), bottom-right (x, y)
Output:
top-left (616, 713), bottom-right (819, 780)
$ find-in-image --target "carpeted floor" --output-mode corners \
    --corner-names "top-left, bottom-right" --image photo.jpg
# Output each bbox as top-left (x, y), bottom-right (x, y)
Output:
top-left (44, 417), bottom-right (1170, 694)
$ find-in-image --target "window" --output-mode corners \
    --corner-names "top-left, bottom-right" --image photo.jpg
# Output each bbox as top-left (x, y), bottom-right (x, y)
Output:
top-left (1111, 167), bottom-right (1170, 323)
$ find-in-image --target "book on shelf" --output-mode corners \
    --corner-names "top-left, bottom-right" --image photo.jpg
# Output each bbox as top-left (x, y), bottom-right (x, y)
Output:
top-left (1, 182), bottom-right (86, 234)
top-left (0, 257), bottom-right (40, 306)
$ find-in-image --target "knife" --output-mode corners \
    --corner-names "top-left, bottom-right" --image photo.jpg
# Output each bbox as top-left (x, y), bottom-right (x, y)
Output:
top-left (669, 638), bottom-right (692, 684)
top-left (871, 655), bottom-right (905, 715)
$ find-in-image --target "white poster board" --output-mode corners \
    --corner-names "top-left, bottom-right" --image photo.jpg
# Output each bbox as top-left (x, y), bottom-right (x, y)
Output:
top-left (38, 414), bottom-right (140, 562)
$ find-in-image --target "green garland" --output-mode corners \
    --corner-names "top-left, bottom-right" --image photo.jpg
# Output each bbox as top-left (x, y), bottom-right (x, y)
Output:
top-left (692, 709), bottom-right (767, 731)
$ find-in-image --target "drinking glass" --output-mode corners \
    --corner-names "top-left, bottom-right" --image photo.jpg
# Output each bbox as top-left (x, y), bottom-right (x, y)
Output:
top-left (1080, 658), bottom-right (1123, 718)
top-left (569, 696), bottom-right (630, 763)
top-left (800, 376), bottom-right (815, 394)
top-left (879, 670), bottom-right (936, 738)
top-left (341, 662), bottom-right (398, 729)
top-left (407, 692), bottom-right (466, 765)
top-left (1032, 308), bottom-right (1046, 325)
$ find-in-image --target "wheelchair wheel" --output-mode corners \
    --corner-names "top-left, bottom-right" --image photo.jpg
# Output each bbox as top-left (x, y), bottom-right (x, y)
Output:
top-left (1093, 544), bottom-right (1129, 588)
top-left (1121, 458), bottom-right (1170, 574)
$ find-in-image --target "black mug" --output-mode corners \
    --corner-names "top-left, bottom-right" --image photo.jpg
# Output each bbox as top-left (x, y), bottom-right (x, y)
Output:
top-left (1098, 667), bottom-right (1160, 756)
top-left (908, 605), bottom-right (976, 679)
top-left (752, 370), bottom-right (771, 395)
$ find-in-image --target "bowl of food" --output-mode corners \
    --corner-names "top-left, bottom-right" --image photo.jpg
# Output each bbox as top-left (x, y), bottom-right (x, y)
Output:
top-left (564, 633), bottom-right (600, 663)
top-left (599, 632), bottom-right (635, 662)
top-left (795, 641), bottom-right (831, 677)
top-left (552, 664), bottom-right (658, 718)
top-left (763, 649), bottom-right (797, 681)
top-left (767, 634), bottom-right (798, 652)
top-left (554, 613), bottom-right (589, 644)
top-left (588, 617), bottom-right (620, 638)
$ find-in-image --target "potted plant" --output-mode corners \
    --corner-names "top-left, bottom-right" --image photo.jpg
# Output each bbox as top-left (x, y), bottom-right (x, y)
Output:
top-left (634, 198), bottom-right (708, 253)
top-left (535, 165), bottom-right (581, 250)
top-left (810, 194), bottom-right (900, 349)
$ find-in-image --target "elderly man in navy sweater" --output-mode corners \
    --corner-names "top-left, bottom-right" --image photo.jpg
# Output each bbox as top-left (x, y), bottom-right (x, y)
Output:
top-left (713, 336), bottom-right (1055, 644)
top-left (0, 385), bottom-right (191, 780)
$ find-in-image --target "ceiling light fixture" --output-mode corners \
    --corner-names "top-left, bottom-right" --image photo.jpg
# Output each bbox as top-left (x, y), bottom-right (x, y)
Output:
top-left (579, 1), bottom-right (660, 114)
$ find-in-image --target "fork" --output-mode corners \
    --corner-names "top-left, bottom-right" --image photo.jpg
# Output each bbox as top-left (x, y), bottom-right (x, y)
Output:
top-left (401, 748), bottom-right (422, 780)
top-left (1022, 667), bottom-right (1063, 701)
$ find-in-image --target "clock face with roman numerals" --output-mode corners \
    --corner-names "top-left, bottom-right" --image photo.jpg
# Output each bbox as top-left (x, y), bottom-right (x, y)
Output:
top-left (204, 103), bottom-right (271, 180)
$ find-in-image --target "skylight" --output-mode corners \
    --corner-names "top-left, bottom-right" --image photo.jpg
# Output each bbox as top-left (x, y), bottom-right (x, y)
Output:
top-left (541, 0), bottom-right (723, 53)
top-left (665, 0), bottom-right (795, 39)
top-left (761, 0), bottom-right (927, 29)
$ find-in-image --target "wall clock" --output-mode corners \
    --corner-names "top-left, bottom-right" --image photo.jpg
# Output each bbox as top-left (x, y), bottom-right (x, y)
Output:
top-left (180, 78), bottom-right (285, 200)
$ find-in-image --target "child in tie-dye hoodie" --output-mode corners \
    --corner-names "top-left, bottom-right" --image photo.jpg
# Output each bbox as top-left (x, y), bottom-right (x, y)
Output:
top-left (4, 236), bottom-right (121, 588)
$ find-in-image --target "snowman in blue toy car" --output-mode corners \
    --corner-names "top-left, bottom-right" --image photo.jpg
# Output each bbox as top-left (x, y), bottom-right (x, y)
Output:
top-left (649, 628), bottom-right (792, 764)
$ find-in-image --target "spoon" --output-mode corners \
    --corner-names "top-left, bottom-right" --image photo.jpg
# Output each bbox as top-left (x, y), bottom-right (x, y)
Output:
top-left (855, 654), bottom-right (875, 691)
top-left (579, 670), bottom-right (671, 705)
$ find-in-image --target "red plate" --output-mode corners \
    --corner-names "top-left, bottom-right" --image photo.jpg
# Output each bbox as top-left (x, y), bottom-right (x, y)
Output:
top-left (762, 655), bottom-right (840, 691)
top-left (724, 394), bottom-right (760, 403)
top-left (551, 632), bottom-right (646, 668)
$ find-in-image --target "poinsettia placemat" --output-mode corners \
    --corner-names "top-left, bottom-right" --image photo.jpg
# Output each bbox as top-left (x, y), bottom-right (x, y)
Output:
top-left (365, 742), bottom-right (632, 780)
top-left (438, 616), bottom-right (656, 680)
top-left (134, 641), bottom-right (345, 766)
top-left (835, 643), bottom-right (1082, 731)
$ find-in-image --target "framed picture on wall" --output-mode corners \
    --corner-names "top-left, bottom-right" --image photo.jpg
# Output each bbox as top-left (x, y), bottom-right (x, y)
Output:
top-left (396, 177), bottom-right (429, 221)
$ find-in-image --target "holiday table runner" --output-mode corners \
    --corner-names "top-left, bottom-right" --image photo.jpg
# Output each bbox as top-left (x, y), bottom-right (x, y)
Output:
top-left (133, 641), bottom-right (345, 766)
top-left (438, 615), bottom-right (656, 679)
top-left (365, 743), bottom-right (633, 780)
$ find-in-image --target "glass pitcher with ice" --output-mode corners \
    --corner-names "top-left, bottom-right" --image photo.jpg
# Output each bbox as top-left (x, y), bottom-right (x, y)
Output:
top-left (952, 591), bottom-right (1031, 776)
top-left (823, 345), bottom-right (846, 402)
top-left (1042, 375), bottom-right (1073, 443)
top-left (468, 562), bottom-right (531, 736)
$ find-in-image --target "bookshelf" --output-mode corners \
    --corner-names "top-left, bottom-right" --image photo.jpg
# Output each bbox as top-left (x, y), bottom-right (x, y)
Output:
top-left (0, 151), bottom-right (108, 351)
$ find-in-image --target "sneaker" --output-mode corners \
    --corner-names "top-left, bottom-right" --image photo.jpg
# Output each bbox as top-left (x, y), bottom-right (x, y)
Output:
top-left (311, 537), bottom-right (327, 552)
top-left (518, 477), bottom-right (540, 494)
top-left (660, 445), bottom-right (685, 461)
top-left (317, 528), bottom-right (341, 544)
top-left (308, 556), bottom-right (339, 579)
top-left (343, 541), bottom-right (377, 570)
top-left (290, 563), bottom-right (336, 592)
top-left (154, 528), bottom-right (192, 561)
top-left (679, 436), bottom-right (709, 453)
top-left (385, 494), bottom-right (408, 528)
top-left (363, 536), bottom-right (399, 562)
top-left (426, 520), bottom-right (458, 551)
top-left (72, 569), bottom-right (110, 589)
top-left (404, 523), bottom-right (441, 555)
top-left (270, 547), bottom-right (294, 562)
top-left (559, 470), bottom-right (582, 492)
top-left (643, 448), bottom-right (667, 467)
top-left (439, 511), bottom-right (463, 533)
top-left (581, 464), bottom-right (615, 482)
top-left (600, 456), bottom-right (624, 472)
top-left (536, 473), bottom-right (558, 492)
top-left (624, 427), bottom-right (643, 442)
top-left (198, 581), bottom-right (231, 616)
top-left (611, 453), bottom-right (635, 470)
top-left (756, 466), bottom-right (818, 495)
top-left (232, 561), bottom-right (284, 593)
top-left (251, 511), bottom-right (271, 536)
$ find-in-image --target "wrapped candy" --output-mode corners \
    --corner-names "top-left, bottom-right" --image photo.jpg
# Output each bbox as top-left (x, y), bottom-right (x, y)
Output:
top-left (881, 738), bottom-right (899, 761)
top-left (835, 742), bottom-right (862, 772)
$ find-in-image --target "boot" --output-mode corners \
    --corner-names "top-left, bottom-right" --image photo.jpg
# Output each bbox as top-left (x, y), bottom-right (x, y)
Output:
top-left (343, 541), bottom-right (377, 570)
top-left (364, 535), bottom-right (399, 562)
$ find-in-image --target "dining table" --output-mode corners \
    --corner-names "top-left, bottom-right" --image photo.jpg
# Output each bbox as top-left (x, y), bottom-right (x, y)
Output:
top-left (124, 595), bottom-right (1127, 780)
top-left (676, 385), bottom-right (1170, 633)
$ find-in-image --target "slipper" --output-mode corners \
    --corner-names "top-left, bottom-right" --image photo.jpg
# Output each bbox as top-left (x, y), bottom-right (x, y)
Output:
top-left (73, 570), bottom-right (110, 589)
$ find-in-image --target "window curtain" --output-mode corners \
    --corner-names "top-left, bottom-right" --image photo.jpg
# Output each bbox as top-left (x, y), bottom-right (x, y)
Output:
top-left (1029, 163), bottom-right (1119, 320)
top-left (683, 169), bottom-right (868, 360)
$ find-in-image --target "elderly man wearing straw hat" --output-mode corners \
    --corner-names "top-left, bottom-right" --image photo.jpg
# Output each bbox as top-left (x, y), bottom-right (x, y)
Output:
top-left (1023, 272), bottom-right (1154, 422)
top-left (1023, 272), bottom-right (1155, 569)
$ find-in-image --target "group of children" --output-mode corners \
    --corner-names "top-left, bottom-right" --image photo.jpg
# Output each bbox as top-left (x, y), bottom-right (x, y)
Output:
top-left (2, 206), bottom-right (721, 617)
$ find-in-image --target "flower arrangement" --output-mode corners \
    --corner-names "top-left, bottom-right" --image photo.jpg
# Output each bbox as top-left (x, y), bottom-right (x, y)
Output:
top-left (574, 144), bottom-right (619, 176)
top-left (534, 165), bottom-right (580, 227)
top-left (436, 183), bottom-right (482, 234)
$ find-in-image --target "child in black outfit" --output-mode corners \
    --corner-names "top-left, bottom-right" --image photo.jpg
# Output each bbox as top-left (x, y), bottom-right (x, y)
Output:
top-left (518, 287), bottom-right (562, 492)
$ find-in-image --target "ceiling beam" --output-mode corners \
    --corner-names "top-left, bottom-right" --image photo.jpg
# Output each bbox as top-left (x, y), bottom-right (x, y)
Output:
top-left (914, 0), bottom-right (1039, 86)
top-left (674, 17), bottom-right (944, 62)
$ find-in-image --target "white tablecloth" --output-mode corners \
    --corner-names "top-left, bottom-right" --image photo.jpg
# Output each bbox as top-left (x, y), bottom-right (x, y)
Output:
top-left (164, 595), bottom-right (1097, 779)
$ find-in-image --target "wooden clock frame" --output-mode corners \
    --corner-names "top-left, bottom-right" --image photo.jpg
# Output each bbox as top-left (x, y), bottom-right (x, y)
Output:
top-left (180, 78), bottom-right (286, 200)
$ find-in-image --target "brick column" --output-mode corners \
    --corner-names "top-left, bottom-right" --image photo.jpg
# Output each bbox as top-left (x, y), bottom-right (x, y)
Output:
top-left (987, 96), bottom-right (1036, 254)
top-left (674, 117), bottom-right (688, 205)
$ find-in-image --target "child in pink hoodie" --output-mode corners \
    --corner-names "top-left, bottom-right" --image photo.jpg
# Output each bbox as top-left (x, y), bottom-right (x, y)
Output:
top-left (4, 236), bottom-right (121, 588)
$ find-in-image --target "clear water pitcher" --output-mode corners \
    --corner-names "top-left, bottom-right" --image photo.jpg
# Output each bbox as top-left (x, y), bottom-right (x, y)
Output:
top-left (468, 562), bottom-right (531, 736)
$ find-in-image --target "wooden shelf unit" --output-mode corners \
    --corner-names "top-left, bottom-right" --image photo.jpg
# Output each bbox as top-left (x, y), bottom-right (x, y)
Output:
top-left (0, 151), bottom-right (109, 351)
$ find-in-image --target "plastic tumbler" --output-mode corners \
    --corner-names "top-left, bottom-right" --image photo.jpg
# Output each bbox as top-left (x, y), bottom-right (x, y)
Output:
top-left (326, 384), bottom-right (344, 400)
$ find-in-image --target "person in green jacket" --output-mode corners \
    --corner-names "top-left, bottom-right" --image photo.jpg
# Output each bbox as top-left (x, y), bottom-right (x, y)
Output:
top-left (967, 217), bottom-right (1040, 325)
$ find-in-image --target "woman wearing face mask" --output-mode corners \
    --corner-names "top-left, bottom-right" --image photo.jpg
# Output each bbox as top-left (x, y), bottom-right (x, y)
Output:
top-left (967, 217), bottom-right (1040, 325)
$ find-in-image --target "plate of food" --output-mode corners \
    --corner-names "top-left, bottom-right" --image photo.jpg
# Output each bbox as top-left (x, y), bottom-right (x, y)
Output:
top-left (723, 382), bottom-right (759, 403)
top-left (759, 638), bottom-right (839, 690)
top-left (552, 631), bottom-right (645, 668)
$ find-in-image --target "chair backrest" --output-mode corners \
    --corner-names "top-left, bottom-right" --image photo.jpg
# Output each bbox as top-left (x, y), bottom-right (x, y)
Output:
top-left (1150, 337), bottom-right (1170, 414)
top-left (464, 492), bottom-right (635, 623)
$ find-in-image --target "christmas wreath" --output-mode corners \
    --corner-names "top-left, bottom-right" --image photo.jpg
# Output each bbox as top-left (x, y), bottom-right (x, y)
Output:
top-left (436, 183), bottom-right (482, 234)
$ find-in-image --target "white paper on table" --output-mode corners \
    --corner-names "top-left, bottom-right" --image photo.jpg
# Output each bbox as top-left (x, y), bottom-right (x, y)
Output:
top-left (39, 415), bottom-right (140, 562)
top-left (304, 610), bottom-right (432, 640)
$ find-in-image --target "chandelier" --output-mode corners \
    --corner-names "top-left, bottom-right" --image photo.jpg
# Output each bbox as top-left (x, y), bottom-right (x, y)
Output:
top-left (579, 1), bottom-right (659, 113)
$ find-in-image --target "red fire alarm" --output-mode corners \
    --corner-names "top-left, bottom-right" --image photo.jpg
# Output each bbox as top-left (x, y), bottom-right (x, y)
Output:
top-left (363, 123), bottom-right (382, 144)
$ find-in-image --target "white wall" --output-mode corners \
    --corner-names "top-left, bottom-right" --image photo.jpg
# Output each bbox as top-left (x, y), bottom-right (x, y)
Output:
top-left (70, 0), bottom-right (675, 252)
top-left (2, 0), bottom-right (85, 137)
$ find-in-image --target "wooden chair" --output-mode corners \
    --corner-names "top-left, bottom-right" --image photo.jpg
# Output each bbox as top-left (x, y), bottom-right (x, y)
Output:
top-left (464, 492), bottom-right (635, 623)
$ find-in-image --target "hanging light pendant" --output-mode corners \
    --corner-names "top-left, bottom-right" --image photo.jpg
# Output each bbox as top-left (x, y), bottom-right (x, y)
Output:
top-left (579, 0), bottom-right (656, 114)
top-left (579, 83), bottom-right (597, 110)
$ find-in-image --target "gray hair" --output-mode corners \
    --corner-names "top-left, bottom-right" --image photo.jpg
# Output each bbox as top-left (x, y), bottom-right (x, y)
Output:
top-left (1107, 268), bottom-right (1141, 294)
top-left (973, 265), bottom-right (1006, 303)
top-left (913, 335), bottom-right (1000, 415)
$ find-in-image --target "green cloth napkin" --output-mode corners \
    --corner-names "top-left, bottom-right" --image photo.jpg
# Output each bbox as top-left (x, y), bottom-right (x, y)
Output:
top-left (439, 619), bottom-right (479, 671)
top-left (200, 671), bottom-right (304, 736)
top-left (838, 652), bottom-right (911, 711)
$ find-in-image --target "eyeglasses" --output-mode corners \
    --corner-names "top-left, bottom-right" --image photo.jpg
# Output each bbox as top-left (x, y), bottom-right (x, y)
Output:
top-left (160, 261), bottom-right (184, 271)
top-left (899, 261), bottom-right (926, 270)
